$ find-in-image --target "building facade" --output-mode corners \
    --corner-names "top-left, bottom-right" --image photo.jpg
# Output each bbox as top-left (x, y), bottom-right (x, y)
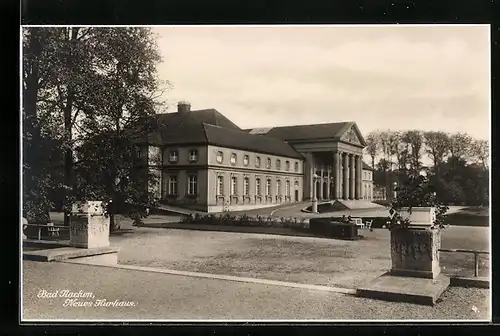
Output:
top-left (144, 102), bottom-right (374, 212)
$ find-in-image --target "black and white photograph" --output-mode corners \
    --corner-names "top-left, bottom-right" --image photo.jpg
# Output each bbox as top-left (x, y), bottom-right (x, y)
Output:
top-left (21, 24), bottom-right (491, 321)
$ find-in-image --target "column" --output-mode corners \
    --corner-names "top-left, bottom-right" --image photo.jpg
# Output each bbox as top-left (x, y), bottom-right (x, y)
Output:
top-left (342, 153), bottom-right (349, 200)
top-left (326, 173), bottom-right (331, 200)
top-left (305, 152), bottom-right (314, 200)
top-left (349, 154), bottom-right (355, 200)
top-left (319, 167), bottom-right (324, 200)
top-left (333, 152), bottom-right (341, 200)
top-left (355, 155), bottom-right (362, 200)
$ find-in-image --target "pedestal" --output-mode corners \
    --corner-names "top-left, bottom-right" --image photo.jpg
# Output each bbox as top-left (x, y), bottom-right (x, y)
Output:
top-left (311, 199), bottom-right (318, 213)
top-left (390, 228), bottom-right (441, 279)
top-left (70, 201), bottom-right (110, 249)
top-left (357, 226), bottom-right (449, 305)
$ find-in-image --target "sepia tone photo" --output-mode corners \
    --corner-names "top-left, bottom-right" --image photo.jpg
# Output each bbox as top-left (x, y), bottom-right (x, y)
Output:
top-left (21, 25), bottom-right (491, 321)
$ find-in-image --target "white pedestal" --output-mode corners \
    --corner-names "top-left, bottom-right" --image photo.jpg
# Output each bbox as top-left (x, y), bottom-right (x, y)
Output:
top-left (70, 201), bottom-right (110, 249)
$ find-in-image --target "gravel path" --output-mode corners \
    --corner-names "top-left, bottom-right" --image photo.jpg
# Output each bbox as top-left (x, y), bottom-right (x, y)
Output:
top-left (22, 261), bottom-right (490, 320)
top-left (115, 226), bottom-right (490, 288)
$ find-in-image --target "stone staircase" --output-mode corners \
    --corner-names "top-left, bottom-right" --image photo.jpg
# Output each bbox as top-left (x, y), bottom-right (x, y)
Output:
top-left (333, 199), bottom-right (385, 210)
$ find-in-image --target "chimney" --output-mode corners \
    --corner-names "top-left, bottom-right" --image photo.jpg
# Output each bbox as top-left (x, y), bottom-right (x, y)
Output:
top-left (177, 101), bottom-right (191, 113)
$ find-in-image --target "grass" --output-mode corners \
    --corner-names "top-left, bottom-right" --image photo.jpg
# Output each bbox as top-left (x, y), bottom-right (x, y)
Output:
top-left (117, 226), bottom-right (490, 290)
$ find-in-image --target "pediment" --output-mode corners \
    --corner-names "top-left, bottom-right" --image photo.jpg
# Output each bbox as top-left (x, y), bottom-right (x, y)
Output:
top-left (339, 124), bottom-right (366, 147)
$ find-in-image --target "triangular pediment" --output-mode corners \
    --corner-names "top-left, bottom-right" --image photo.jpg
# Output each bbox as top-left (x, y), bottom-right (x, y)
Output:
top-left (339, 123), bottom-right (367, 147)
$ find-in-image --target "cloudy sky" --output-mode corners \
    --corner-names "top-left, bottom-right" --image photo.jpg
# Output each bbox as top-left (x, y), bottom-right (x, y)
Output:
top-left (153, 25), bottom-right (490, 140)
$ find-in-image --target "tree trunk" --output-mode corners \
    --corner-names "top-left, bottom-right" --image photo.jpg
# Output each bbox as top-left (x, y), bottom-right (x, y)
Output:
top-left (63, 28), bottom-right (79, 226)
top-left (23, 28), bottom-right (51, 224)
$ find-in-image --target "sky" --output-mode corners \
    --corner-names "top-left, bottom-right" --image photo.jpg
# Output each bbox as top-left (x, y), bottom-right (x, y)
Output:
top-left (153, 25), bottom-right (490, 141)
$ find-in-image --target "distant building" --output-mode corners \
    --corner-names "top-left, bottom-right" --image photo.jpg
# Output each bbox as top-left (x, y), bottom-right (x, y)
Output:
top-left (140, 102), bottom-right (374, 212)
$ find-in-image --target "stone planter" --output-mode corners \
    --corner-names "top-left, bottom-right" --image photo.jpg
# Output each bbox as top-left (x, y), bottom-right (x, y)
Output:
top-left (70, 201), bottom-right (110, 249)
top-left (390, 227), bottom-right (441, 279)
top-left (398, 206), bottom-right (436, 229)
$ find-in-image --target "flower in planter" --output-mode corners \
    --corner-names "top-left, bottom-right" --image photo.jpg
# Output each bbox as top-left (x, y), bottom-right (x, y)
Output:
top-left (388, 170), bottom-right (448, 231)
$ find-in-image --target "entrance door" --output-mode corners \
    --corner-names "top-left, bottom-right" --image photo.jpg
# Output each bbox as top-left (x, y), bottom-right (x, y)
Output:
top-left (294, 189), bottom-right (299, 202)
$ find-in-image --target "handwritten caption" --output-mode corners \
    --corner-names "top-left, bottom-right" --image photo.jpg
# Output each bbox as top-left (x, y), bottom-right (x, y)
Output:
top-left (37, 289), bottom-right (137, 307)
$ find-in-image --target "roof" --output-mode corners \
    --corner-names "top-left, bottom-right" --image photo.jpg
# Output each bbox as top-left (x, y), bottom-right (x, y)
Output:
top-left (362, 162), bottom-right (374, 171)
top-left (189, 109), bottom-right (241, 131)
top-left (244, 122), bottom-right (365, 145)
top-left (203, 124), bottom-right (303, 159)
top-left (148, 110), bottom-right (303, 159)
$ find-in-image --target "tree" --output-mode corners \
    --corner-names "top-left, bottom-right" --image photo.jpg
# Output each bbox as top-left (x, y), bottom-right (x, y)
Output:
top-left (470, 139), bottom-right (489, 170)
top-left (423, 131), bottom-right (450, 175)
top-left (71, 27), bottom-right (166, 231)
top-left (401, 130), bottom-right (423, 173)
top-left (22, 27), bottom-right (167, 229)
top-left (364, 131), bottom-right (379, 170)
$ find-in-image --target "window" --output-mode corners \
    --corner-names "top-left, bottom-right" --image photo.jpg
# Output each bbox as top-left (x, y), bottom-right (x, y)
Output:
top-left (244, 177), bottom-right (250, 196)
top-left (256, 178), bottom-right (261, 195)
top-left (168, 176), bottom-right (178, 196)
top-left (187, 175), bottom-right (197, 195)
top-left (216, 151), bottom-right (224, 164)
top-left (189, 149), bottom-right (198, 162)
top-left (266, 179), bottom-right (272, 196)
top-left (169, 150), bottom-right (178, 163)
top-left (285, 180), bottom-right (290, 196)
top-left (294, 161), bottom-right (299, 172)
top-left (256, 156), bottom-right (261, 168)
top-left (276, 179), bottom-right (281, 196)
top-left (266, 158), bottom-right (271, 169)
top-left (276, 159), bottom-right (281, 170)
top-left (230, 153), bottom-right (237, 165)
top-left (231, 176), bottom-right (237, 195)
top-left (243, 155), bottom-right (249, 166)
top-left (294, 181), bottom-right (299, 188)
top-left (217, 175), bottom-right (224, 196)
top-left (285, 161), bottom-right (290, 171)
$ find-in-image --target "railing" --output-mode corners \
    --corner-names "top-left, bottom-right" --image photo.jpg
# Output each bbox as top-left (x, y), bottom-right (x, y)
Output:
top-left (439, 248), bottom-right (489, 277)
top-left (23, 223), bottom-right (70, 241)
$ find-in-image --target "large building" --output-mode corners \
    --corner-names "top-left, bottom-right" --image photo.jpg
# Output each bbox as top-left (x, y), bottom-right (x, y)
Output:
top-left (143, 102), bottom-right (374, 212)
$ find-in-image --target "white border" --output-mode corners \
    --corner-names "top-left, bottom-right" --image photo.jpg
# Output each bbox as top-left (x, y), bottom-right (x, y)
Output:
top-left (19, 24), bottom-right (492, 323)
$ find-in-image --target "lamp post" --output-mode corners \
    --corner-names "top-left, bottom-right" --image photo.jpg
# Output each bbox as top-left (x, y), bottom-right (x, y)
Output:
top-left (312, 173), bottom-right (319, 213)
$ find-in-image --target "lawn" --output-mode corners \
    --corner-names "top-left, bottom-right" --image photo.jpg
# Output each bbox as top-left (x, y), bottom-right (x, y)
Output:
top-left (116, 225), bottom-right (490, 289)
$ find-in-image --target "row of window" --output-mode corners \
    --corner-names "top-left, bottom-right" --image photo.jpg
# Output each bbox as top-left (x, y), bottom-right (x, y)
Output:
top-left (217, 151), bottom-right (299, 172)
top-left (217, 176), bottom-right (298, 197)
top-left (167, 175), bottom-right (198, 196)
top-left (168, 149), bottom-right (199, 163)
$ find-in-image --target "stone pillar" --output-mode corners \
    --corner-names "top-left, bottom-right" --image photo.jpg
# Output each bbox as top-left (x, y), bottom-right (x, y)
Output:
top-left (326, 175), bottom-right (331, 200)
top-left (319, 168), bottom-right (324, 200)
top-left (349, 154), bottom-right (355, 200)
top-left (333, 151), bottom-right (341, 200)
top-left (342, 153), bottom-right (349, 200)
top-left (70, 201), bottom-right (110, 249)
top-left (355, 155), bottom-right (362, 200)
top-left (304, 152), bottom-right (314, 200)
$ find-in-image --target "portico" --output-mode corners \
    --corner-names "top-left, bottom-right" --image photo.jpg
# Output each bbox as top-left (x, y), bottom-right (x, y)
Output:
top-left (289, 122), bottom-right (367, 202)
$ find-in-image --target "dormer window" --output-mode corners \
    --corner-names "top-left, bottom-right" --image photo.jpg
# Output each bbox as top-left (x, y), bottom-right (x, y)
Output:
top-left (216, 151), bottom-right (224, 164)
top-left (256, 156), bottom-right (261, 168)
top-left (294, 161), bottom-right (299, 172)
top-left (169, 150), bottom-right (178, 163)
top-left (230, 153), bottom-right (237, 165)
top-left (266, 158), bottom-right (271, 169)
top-left (243, 155), bottom-right (249, 166)
top-left (189, 149), bottom-right (198, 162)
top-left (276, 159), bottom-right (281, 170)
top-left (285, 161), bottom-right (290, 171)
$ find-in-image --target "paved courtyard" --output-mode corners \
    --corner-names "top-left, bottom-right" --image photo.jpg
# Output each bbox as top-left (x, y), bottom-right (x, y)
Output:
top-left (22, 261), bottom-right (489, 320)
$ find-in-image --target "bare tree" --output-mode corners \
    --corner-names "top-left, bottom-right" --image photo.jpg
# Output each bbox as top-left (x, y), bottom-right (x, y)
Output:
top-left (470, 139), bottom-right (489, 170)
top-left (423, 131), bottom-right (450, 175)
top-left (449, 132), bottom-right (473, 161)
top-left (364, 131), bottom-right (379, 170)
top-left (401, 130), bottom-right (423, 172)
